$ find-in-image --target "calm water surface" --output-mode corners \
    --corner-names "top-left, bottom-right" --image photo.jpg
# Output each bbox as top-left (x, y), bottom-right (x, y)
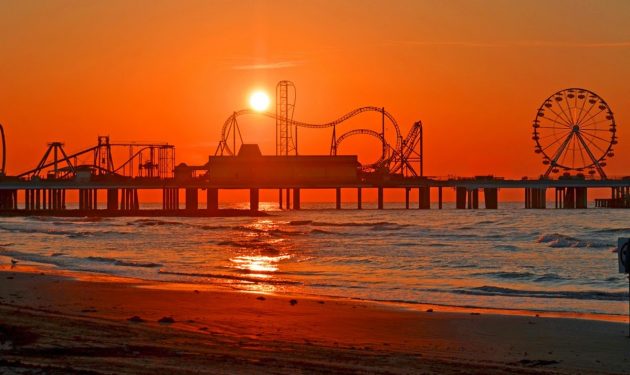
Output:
top-left (1, 202), bottom-right (628, 316)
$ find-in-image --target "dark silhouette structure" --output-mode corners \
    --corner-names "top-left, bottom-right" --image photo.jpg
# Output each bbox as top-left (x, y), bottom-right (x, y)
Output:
top-left (1, 85), bottom-right (628, 215)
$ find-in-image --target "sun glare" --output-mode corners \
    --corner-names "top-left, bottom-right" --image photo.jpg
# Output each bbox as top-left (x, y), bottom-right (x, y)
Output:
top-left (249, 90), bottom-right (270, 112)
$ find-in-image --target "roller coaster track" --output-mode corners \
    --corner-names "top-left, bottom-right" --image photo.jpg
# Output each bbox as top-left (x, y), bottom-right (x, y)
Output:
top-left (335, 129), bottom-right (389, 170)
top-left (390, 121), bottom-right (423, 176)
top-left (217, 106), bottom-right (402, 157)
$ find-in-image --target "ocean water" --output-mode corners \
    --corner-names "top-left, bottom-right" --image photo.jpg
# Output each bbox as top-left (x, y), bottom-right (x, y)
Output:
top-left (1, 202), bottom-right (629, 317)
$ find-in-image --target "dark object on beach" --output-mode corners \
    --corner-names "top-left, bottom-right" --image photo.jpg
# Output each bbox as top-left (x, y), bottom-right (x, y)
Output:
top-left (6, 276), bottom-right (13, 279)
top-left (0, 324), bottom-right (39, 349)
top-left (199, 327), bottom-right (208, 331)
top-left (289, 299), bottom-right (298, 306)
top-left (127, 316), bottom-right (146, 323)
top-left (81, 308), bottom-right (97, 313)
top-left (426, 308), bottom-right (433, 313)
top-left (193, 290), bottom-right (200, 294)
top-left (256, 296), bottom-right (266, 301)
top-left (158, 316), bottom-right (175, 324)
top-left (318, 301), bottom-right (325, 304)
top-left (470, 312), bottom-right (480, 315)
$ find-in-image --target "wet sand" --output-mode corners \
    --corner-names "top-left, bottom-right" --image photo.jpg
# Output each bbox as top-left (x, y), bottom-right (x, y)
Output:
top-left (0, 266), bottom-right (628, 374)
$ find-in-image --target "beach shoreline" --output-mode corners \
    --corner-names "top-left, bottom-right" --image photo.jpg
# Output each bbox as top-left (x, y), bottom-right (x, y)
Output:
top-left (1, 265), bottom-right (629, 374)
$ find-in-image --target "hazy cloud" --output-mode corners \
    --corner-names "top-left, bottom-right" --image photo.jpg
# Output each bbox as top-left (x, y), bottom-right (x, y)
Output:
top-left (232, 60), bottom-right (304, 70)
top-left (392, 40), bottom-right (630, 48)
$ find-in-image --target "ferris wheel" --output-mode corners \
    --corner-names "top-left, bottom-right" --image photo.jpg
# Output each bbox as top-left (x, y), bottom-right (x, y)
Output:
top-left (532, 88), bottom-right (616, 179)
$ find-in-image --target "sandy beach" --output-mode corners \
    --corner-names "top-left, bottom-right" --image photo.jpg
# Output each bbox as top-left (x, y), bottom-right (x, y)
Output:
top-left (1, 265), bottom-right (628, 374)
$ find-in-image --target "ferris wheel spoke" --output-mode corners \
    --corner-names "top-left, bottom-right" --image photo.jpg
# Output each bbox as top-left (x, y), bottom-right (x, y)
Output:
top-left (579, 127), bottom-right (610, 133)
top-left (572, 92), bottom-right (580, 123)
top-left (546, 106), bottom-right (573, 127)
top-left (579, 129), bottom-right (613, 145)
top-left (579, 108), bottom-right (606, 126)
top-left (576, 132), bottom-right (606, 171)
top-left (581, 117), bottom-right (611, 129)
top-left (579, 133), bottom-right (608, 156)
top-left (541, 106), bottom-right (573, 127)
top-left (559, 135), bottom-right (576, 167)
top-left (558, 94), bottom-right (575, 124)
top-left (555, 97), bottom-right (575, 125)
top-left (541, 132), bottom-right (571, 152)
top-left (537, 125), bottom-right (572, 131)
top-left (575, 98), bottom-right (598, 124)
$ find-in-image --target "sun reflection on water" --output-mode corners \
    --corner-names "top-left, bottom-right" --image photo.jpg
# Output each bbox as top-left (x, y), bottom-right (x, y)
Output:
top-left (230, 254), bottom-right (292, 278)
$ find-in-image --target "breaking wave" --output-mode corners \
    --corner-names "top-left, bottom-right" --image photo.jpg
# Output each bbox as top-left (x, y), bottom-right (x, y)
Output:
top-left (453, 285), bottom-right (627, 301)
top-left (537, 233), bottom-right (610, 248)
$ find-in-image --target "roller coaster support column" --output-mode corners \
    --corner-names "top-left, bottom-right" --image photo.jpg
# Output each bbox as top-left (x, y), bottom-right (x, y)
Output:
top-left (336, 188), bottom-right (342, 210)
top-left (186, 188), bottom-right (198, 210)
top-left (249, 188), bottom-right (259, 212)
top-left (377, 187), bottom-right (384, 209)
top-left (293, 188), bottom-right (301, 210)
top-left (484, 188), bottom-right (498, 209)
top-left (419, 187), bottom-right (430, 209)
top-left (357, 188), bottom-right (362, 209)
top-left (207, 188), bottom-right (218, 211)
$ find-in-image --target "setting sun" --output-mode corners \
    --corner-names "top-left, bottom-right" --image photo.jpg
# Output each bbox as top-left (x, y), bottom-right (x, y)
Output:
top-left (249, 90), bottom-right (270, 112)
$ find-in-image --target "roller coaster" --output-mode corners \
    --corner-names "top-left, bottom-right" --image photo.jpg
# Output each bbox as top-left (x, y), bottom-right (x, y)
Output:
top-left (12, 136), bottom-right (175, 181)
top-left (215, 83), bottom-right (424, 177)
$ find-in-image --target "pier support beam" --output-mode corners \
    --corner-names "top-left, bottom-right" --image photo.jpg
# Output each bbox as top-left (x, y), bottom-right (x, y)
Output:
top-left (336, 188), bottom-right (342, 210)
top-left (525, 188), bottom-right (546, 209)
top-left (207, 188), bottom-right (218, 211)
top-left (564, 188), bottom-right (575, 209)
top-left (456, 187), bottom-right (467, 209)
top-left (419, 187), bottom-right (430, 209)
top-left (472, 189), bottom-right (479, 209)
top-left (185, 188), bottom-right (198, 210)
top-left (0, 189), bottom-right (17, 211)
top-left (377, 187), bottom-right (384, 209)
top-left (357, 188), bottom-right (362, 209)
top-left (79, 189), bottom-right (97, 211)
top-left (553, 187), bottom-right (587, 209)
top-left (609, 187), bottom-right (630, 208)
top-left (107, 189), bottom-right (118, 210)
top-left (121, 188), bottom-right (139, 211)
top-left (278, 189), bottom-right (283, 209)
top-left (286, 189), bottom-right (291, 210)
top-left (249, 188), bottom-right (259, 212)
top-left (576, 187), bottom-right (587, 209)
top-left (438, 187), bottom-right (443, 209)
top-left (484, 188), bottom-right (498, 209)
top-left (293, 188), bottom-right (300, 210)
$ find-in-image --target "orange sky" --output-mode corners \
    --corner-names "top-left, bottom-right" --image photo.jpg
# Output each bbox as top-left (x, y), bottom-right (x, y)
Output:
top-left (1, 1), bottom-right (630, 202)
